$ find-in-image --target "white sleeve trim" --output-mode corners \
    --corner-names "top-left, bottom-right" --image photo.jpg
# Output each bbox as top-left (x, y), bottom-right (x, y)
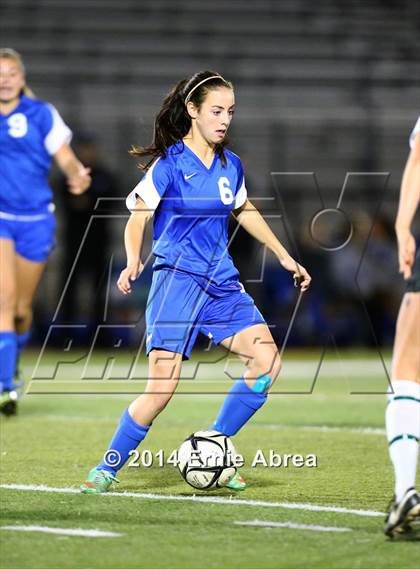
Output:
top-left (234, 176), bottom-right (247, 209)
top-left (126, 158), bottom-right (162, 212)
top-left (409, 116), bottom-right (420, 149)
top-left (44, 104), bottom-right (73, 155)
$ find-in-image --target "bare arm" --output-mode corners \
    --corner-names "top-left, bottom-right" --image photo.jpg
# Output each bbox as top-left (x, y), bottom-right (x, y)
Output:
top-left (233, 199), bottom-right (311, 291)
top-left (395, 133), bottom-right (420, 279)
top-left (117, 198), bottom-right (153, 294)
top-left (54, 143), bottom-right (91, 195)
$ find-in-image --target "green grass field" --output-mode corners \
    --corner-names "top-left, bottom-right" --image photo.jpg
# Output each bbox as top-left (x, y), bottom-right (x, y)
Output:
top-left (1, 349), bottom-right (419, 569)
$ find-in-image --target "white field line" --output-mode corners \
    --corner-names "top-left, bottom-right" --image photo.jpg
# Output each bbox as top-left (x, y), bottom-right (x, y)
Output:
top-left (0, 484), bottom-right (385, 518)
top-left (262, 424), bottom-right (386, 436)
top-left (0, 525), bottom-right (121, 537)
top-left (235, 520), bottom-right (352, 532)
top-left (16, 414), bottom-right (386, 436)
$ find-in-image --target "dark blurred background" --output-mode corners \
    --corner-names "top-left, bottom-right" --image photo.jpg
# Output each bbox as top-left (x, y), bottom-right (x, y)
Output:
top-left (1, 0), bottom-right (418, 350)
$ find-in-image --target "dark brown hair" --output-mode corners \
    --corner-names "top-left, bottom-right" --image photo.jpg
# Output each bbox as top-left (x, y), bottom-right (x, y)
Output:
top-left (130, 70), bottom-right (233, 170)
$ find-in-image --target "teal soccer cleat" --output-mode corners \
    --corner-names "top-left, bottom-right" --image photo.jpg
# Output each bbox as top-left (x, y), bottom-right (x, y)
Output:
top-left (80, 468), bottom-right (120, 494)
top-left (225, 471), bottom-right (247, 491)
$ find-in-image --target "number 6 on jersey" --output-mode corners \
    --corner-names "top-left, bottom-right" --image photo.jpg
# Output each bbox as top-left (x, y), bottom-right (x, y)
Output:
top-left (218, 176), bottom-right (234, 205)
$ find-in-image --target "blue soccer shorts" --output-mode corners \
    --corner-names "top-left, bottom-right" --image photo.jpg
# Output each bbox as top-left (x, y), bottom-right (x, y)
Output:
top-left (146, 268), bottom-right (266, 359)
top-left (0, 212), bottom-right (56, 262)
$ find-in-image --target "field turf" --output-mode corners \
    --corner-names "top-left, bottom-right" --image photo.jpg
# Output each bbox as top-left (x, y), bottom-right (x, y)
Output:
top-left (1, 349), bottom-right (419, 568)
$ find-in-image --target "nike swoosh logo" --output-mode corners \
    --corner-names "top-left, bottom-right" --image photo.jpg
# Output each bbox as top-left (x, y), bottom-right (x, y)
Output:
top-left (184, 173), bottom-right (196, 180)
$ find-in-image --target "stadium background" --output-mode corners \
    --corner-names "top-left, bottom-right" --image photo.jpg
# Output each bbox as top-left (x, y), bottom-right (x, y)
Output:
top-left (1, 3), bottom-right (420, 567)
top-left (0, 0), bottom-right (419, 351)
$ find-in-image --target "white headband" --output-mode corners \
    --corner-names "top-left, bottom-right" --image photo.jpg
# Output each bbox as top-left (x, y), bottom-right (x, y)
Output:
top-left (184, 75), bottom-right (225, 105)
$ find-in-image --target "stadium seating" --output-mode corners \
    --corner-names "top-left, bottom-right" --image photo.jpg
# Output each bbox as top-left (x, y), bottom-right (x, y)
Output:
top-left (0, 0), bottom-right (417, 193)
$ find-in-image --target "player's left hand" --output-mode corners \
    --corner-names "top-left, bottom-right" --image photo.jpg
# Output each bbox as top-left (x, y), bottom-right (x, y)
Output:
top-left (67, 167), bottom-right (91, 195)
top-left (280, 256), bottom-right (312, 292)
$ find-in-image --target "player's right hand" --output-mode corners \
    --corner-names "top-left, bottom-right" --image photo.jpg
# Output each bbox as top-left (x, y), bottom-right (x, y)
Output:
top-left (397, 228), bottom-right (416, 280)
top-left (117, 262), bottom-right (144, 294)
top-left (67, 166), bottom-right (91, 195)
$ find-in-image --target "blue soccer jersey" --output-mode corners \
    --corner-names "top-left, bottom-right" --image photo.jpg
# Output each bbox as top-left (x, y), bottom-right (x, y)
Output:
top-left (0, 95), bottom-right (72, 214)
top-left (126, 142), bottom-right (247, 286)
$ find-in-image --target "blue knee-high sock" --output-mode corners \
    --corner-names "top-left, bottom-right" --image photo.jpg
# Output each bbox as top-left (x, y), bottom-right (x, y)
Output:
top-left (211, 377), bottom-right (268, 436)
top-left (97, 409), bottom-right (150, 476)
top-left (0, 332), bottom-right (17, 392)
top-left (17, 331), bottom-right (31, 360)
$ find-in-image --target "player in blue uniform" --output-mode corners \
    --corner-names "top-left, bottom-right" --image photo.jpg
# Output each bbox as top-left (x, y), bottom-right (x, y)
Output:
top-left (81, 71), bottom-right (311, 493)
top-left (0, 48), bottom-right (91, 414)
top-left (384, 117), bottom-right (420, 536)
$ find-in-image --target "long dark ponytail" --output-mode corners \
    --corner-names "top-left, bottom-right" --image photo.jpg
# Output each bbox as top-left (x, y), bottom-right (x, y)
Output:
top-left (130, 71), bottom-right (233, 170)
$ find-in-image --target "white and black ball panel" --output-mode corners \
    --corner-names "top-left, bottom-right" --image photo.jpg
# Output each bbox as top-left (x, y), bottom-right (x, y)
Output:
top-left (225, 436), bottom-right (236, 458)
top-left (189, 431), bottom-right (227, 451)
top-left (177, 430), bottom-right (238, 490)
top-left (185, 469), bottom-right (220, 490)
top-left (215, 466), bottom-right (236, 488)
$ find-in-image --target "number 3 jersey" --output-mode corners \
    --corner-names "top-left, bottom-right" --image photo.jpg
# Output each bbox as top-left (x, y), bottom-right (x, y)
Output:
top-left (0, 95), bottom-right (72, 214)
top-left (126, 142), bottom-right (247, 288)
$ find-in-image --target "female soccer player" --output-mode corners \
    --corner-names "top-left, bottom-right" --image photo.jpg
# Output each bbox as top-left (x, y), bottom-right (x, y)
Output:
top-left (0, 48), bottom-right (91, 414)
top-left (81, 70), bottom-right (311, 493)
top-left (384, 116), bottom-right (420, 536)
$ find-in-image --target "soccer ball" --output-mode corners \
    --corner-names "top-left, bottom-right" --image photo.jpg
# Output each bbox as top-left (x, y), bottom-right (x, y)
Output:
top-left (177, 430), bottom-right (237, 490)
